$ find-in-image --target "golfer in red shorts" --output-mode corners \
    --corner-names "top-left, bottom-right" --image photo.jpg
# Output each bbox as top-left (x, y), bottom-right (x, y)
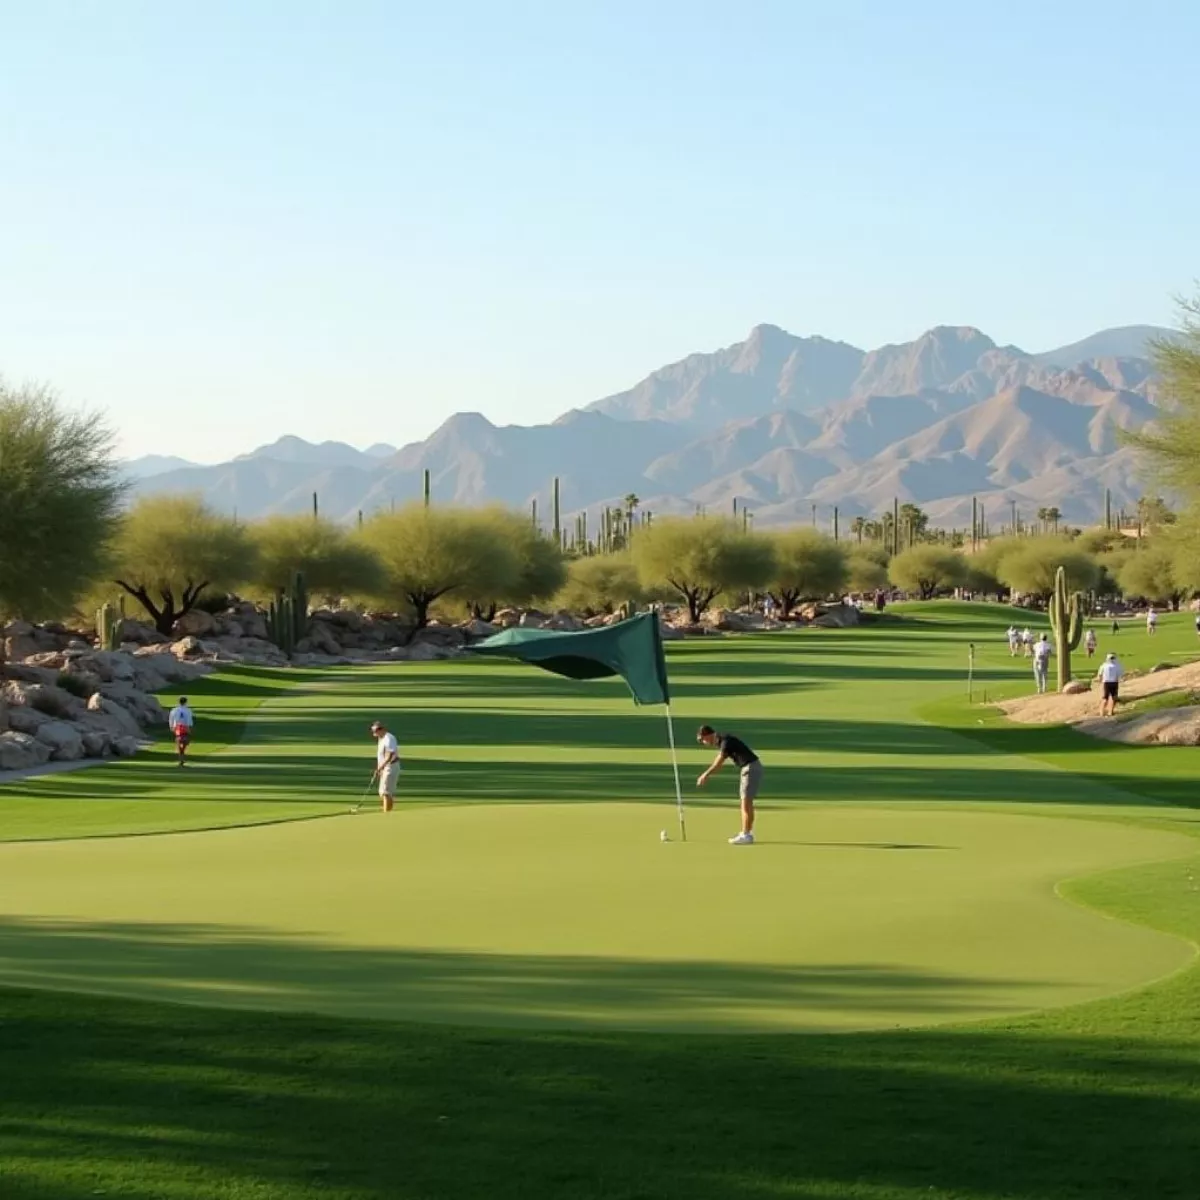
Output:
top-left (167, 696), bottom-right (195, 768)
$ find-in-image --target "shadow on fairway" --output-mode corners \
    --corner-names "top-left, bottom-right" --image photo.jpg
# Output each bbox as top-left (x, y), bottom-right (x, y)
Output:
top-left (12, 718), bottom-right (1195, 816)
top-left (0, 971), bottom-right (1197, 1200)
top-left (762, 841), bottom-right (952, 850)
top-left (0, 915), bottom-right (1041, 1032)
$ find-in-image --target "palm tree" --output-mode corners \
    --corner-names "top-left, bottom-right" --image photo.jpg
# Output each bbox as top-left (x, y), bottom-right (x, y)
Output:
top-left (623, 493), bottom-right (640, 531)
top-left (1044, 505), bottom-right (1061, 533)
top-left (851, 515), bottom-right (866, 544)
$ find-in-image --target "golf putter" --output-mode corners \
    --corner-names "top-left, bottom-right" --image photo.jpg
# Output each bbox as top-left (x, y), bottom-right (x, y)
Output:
top-left (350, 774), bottom-right (376, 814)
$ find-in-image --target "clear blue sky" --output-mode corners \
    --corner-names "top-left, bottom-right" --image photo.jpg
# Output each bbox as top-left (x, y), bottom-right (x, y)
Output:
top-left (1, 1), bottom-right (1195, 461)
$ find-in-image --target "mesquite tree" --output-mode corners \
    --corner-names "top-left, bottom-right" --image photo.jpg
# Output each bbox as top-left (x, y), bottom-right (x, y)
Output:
top-left (768, 528), bottom-right (848, 617)
top-left (111, 495), bottom-right (257, 634)
top-left (0, 382), bottom-right (124, 625)
top-left (360, 505), bottom-right (519, 630)
top-left (632, 517), bottom-right (775, 622)
top-left (887, 545), bottom-right (965, 600)
top-left (251, 514), bottom-right (383, 605)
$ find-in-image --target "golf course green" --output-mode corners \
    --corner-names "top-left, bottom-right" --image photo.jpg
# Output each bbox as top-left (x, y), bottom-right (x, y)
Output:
top-left (2, 601), bottom-right (1199, 1198)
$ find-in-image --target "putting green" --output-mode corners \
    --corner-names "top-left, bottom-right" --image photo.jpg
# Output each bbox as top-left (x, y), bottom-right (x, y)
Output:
top-left (0, 802), bottom-right (1191, 1032)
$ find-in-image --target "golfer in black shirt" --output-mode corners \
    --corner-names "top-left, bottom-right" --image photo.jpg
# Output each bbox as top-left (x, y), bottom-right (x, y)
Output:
top-left (697, 724), bottom-right (763, 845)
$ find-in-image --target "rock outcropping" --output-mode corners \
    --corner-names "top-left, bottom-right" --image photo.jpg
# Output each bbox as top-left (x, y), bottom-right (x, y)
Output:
top-left (1, 624), bottom-right (213, 771)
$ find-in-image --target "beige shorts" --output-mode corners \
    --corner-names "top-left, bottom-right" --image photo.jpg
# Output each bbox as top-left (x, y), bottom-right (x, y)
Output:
top-left (739, 761), bottom-right (763, 802)
top-left (378, 763), bottom-right (401, 797)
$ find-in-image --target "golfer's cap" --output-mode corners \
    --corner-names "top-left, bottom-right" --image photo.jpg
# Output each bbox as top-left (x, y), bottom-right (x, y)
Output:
top-left (369, 720), bottom-right (384, 732)
top-left (1106, 652), bottom-right (1117, 659)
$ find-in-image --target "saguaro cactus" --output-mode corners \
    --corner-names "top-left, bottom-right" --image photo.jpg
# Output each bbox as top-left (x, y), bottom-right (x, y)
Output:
top-left (266, 571), bottom-right (308, 657)
top-left (1049, 564), bottom-right (1084, 689)
top-left (96, 600), bottom-right (121, 651)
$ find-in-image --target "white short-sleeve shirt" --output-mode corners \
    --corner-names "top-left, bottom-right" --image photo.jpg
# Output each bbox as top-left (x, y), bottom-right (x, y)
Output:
top-left (1099, 660), bottom-right (1123, 683)
top-left (168, 704), bottom-right (194, 730)
top-left (376, 731), bottom-right (400, 768)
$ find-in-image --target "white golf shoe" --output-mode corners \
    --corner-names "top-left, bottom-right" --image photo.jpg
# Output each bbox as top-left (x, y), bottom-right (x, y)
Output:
top-left (728, 832), bottom-right (755, 845)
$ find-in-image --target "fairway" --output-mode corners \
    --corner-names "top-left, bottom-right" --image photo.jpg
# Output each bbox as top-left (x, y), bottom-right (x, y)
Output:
top-left (0, 801), bottom-right (1192, 1031)
top-left (5, 604), bottom-right (1200, 1200)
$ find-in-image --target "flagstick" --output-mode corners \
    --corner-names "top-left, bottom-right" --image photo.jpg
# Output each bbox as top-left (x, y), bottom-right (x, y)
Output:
top-left (664, 703), bottom-right (687, 842)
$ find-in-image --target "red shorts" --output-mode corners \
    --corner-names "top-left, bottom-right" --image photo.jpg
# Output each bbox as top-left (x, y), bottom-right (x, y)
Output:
top-left (173, 727), bottom-right (191, 749)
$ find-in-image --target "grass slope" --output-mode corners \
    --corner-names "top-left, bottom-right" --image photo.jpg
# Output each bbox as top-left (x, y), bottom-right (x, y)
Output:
top-left (1, 602), bottom-right (1199, 1198)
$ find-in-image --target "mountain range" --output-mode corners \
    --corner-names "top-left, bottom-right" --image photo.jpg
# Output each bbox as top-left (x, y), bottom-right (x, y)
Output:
top-left (125, 322), bottom-right (1173, 529)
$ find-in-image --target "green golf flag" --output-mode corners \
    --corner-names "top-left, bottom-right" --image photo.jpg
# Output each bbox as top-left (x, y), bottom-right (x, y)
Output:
top-left (470, 612), bottom-right (670, 706)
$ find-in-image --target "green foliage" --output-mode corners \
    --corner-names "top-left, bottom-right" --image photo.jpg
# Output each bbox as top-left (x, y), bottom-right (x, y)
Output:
top-left (555, 554), bottom-right (643, 615)
top-left (1096, 547), bottom-right (1132, 596)
top-left (0, 381), bottom-right (124, 622)
top-left (1075, 527), bottom-right (1127, 556)
top-left (1118, 545), bottom-right (1183, 604)
top-left (992, 537), bottom-right (1099, 600)
top-left (359, 505), bottom-right (520, 629)
top-left (111, 495), bottom-right (258, 635)
top-left (251, 514), bottom-right (383, 604)
top-left (1166, 519), bottom-right (1200, 596)
top-left (1124, 295), bottom-right (1200, 505)
top-left (1036, 505), bottom-right (1062, 533)
top-left (631, 517), bottom-right (775, 622)
top-left (1048, 565), bottom-right (1084, 689)
top-left (768, 528), bottom-right (848, 616)
top-left (961, 557), bottom-right (1001, 595)
top-left (897, 502), bottom-right (929, 541)
top-left (1136, 495), bottom-right (1176, 531)
top-left (467, 509), bottom-right (566, 617)
top-left (854, 541), bottom-right (890, 566)
top-left (846, 549), bottom-right (888, 593)
top-left (886, 545), bottom-right (965, 600)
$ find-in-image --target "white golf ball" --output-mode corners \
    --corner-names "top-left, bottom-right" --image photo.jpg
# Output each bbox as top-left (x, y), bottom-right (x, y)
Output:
top-left (660, 830), bottom-right (669, 842)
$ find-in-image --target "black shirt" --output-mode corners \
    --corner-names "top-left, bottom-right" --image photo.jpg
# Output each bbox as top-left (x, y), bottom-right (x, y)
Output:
top-left (718, 733), bottom-right (759, 767)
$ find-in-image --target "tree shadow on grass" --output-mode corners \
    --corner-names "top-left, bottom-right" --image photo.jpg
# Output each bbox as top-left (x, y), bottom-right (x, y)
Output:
top-left (0, 916), bottom-right (1037, 1031)
top-left (10, 700), bottom-right (1198, 815)
top-left (0, 925), bottom-right (1198, 1199)
top-left (213, 709), bottom-right (991, 758)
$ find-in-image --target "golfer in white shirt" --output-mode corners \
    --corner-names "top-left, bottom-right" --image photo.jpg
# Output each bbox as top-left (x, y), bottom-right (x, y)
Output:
top-left (370, 720), bottom-right (401, 812)
top-left (1146, 607), bottom-right (1158, 635)
top-left (1006, 626), bottom-right (1019, 656)
top-left (1097, 653), bottom-right (1124, 717)
top-left (167, 697), bottom-right (194, 768)
top-left (1032, 634), bottom-right (1053, 694)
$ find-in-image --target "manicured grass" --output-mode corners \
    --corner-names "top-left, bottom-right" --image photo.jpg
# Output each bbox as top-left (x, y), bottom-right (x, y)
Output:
top-left (0, 666), bottom-right (349, 840)
top-left (0, 804), bottom-right (1189, 1031)
top-left (2, 602), bottom-right (1200, 1198)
